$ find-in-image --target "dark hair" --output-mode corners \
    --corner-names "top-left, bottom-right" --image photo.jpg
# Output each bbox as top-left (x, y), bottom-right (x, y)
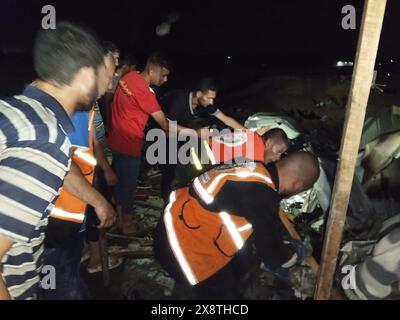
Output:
top-left (102, 41), bottom-right (119, 55)
top-left (145, 53), bottom-right (171, 71)
top-left (34, 21), bottom-right (104, 86)
top-left (194, 77), bottom-right (217, 93)
top-left (262, 128), bottom-right (289, 146)
top-left (119, 54), bottom-right (137, 67)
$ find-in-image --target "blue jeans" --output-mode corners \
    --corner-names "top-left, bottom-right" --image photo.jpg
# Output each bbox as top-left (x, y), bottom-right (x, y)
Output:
top-left (112, 152), bottom-right (141, 215)
top-left (41, 231), bottom-right (90, 300)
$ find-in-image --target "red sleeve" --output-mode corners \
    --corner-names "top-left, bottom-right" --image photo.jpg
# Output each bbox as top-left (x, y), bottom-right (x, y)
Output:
top-left (131, 79), bottom-right (161, 114)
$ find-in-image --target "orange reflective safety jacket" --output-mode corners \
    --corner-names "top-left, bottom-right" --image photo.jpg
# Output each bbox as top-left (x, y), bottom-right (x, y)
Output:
top-left (208, 130), bottom-right (265, 165)
top-left (163, 162), bottom-right (276, 285)
top-left (49, 108), bottom-right (96, 224)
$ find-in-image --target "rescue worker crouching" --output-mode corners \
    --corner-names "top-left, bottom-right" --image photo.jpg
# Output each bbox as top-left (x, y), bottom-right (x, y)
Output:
top-left (153, 151), bottom-right (320, 298)
top-left (169, 127), bottom-right (290, 202)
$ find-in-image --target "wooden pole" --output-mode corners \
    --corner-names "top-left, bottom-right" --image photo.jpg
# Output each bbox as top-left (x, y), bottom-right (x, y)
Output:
top-left (314, 0), bottom-right (387, 300)
top-left (99, 229), bottom-right (110, 287)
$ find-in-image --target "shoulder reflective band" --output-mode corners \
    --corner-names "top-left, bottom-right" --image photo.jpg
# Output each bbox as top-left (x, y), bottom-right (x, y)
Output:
top-left (219, 211), bottom-right (251, 250)
top-left (74, 149), bottom-right (97, 166)
top-left (193, 177), bottom-right (214, 204)
top-left (207, 171), bottom-right (272, 194)
top-left (190, 147), bottom-right (202, 170)
top-left (193, 171), bottom-right (273, 205)
top-left (193, 168), bottom-right (273, 205)
top-left (164, 191), bottom-right (198, 286)
top-left (50, 207), bottom-right (85, 223)
top-left (237, 223), bottom-right (252, 232)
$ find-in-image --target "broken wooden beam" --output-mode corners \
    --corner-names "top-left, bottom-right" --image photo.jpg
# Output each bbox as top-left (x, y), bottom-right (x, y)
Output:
top-left (314, 0), bottom-right (387, 300)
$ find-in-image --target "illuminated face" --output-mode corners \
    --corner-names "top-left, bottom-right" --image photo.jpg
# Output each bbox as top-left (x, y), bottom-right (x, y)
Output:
top-left (197, 90), bottom-right (217, 107)
top-left (264, 141), bottom-right (288, 163)
top-left (78, 67), bottom-right (99, 109)
top-left (113, 50), bottom-right (120, 67)
top-left (151, 66), bottom-right (170, 87)
top-left (97, 55), bottom-right (116, 97)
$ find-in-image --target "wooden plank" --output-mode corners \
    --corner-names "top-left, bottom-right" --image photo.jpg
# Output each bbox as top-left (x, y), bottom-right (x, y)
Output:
top-left (314, 0), bottom-right (387, 300)
top-left (99, 229), bottom-right (110, 287)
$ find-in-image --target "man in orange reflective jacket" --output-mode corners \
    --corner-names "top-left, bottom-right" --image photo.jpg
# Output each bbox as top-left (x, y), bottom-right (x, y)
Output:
top-left (154, 151), bottom-right (319, 298)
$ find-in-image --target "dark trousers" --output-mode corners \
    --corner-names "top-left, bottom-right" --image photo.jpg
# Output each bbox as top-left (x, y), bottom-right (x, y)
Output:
top-left (112, 152), bottom-right (141, 215)
top-left (41, 231), bottom-right (90, 300)
top-left (85, 167), bottom-right (111, 243)
top-left (160, 164), bottom-right (176, 201)
top-left (153, 219), bottom-right (257, 299)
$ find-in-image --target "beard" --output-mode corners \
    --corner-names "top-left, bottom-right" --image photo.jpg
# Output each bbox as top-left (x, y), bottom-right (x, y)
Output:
top-left (76, 103), bottom-right (92, 112)
top-left (77, 85), bottom-right (99, 111)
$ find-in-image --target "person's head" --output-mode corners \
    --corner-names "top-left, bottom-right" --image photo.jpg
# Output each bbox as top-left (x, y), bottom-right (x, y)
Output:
top-left (34, 21), bottom-right (104, 107)
top-left (194, 78), bottom-right (217, 107)
top-left (262, 128), bottom-right (289, 163)
top-left (116, 54), bottom-right (137, 77)
top-left (275, 151), bottom-right (320, 197)
top-left (103, 41), bottom-right (120, 67)
top-left (97, 50), bottom-right (116, 98)
top-left (144, 53), bottom-right (171, 87)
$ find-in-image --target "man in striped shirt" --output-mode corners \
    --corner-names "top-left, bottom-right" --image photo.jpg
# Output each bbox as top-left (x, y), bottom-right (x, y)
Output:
top-left (0, 22), bottom-right (105, 300)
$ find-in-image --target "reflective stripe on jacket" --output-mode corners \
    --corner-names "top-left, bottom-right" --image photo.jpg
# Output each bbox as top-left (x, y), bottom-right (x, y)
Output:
top-left (50, 108), bottom-right (96, 223)
top-left (164, 162), bottom-right (276, 285)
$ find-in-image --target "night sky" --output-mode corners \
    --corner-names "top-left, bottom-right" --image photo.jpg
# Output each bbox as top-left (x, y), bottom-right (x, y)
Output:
top-left (0, 0), bottom-right (399, 83)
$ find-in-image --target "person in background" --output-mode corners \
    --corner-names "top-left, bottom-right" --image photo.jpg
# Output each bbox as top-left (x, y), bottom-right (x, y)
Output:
top-left (100, 53), bottom-right (137, 133)
top-left (42, 45), bottom-right (117, 300)
top-left (98, 41), bottom-right (120, 131)
top-left (116, 54), bottom-right (137, 79)
top-left (108, 54), bottom-right (201, 236)
top-left (161, 77), bottom-right (245, 129)
top-left (107, 54), bottom-right (172, 236)
top-left (160, 78), bottom-right (289, 200)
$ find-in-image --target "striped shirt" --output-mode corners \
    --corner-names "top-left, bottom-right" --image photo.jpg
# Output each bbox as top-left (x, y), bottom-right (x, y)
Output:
top-left (0, 85), bottom-right (74, 300)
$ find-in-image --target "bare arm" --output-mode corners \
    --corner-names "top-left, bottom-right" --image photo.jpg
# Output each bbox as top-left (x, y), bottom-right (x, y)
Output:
top-left (94, 139), bottom-right (118, 186)
top-left (0, 235), bottom-right (13, 300)
top-left (150, 110), bottom-right (170, 132)
top-left (150, 110), bottom-right (210, 138)
top-left (214, 111), bottom-right (246, 130)
top-left (63, 161), bottom-right (116, 228)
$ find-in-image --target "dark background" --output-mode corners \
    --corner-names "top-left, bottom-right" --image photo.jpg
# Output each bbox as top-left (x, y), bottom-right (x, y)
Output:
top-left (0, 0), bottom-right (399, 96)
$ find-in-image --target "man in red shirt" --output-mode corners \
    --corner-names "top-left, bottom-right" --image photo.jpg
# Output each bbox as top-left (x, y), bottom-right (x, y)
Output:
top-left (108, 54), bottom-right (176, 235)
top-left (108, 55), bottom-right (170, 235)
